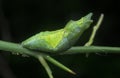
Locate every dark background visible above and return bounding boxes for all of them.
[0,0,120,78]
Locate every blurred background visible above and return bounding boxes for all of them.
[0,0,120,78]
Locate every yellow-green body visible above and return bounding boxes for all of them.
[21,13,93,53]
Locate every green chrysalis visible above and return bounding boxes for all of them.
[21,13,93,53]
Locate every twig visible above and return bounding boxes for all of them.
[0,40,120,56]
[0,40,75,77]
[85,14,104,46]
[61,46,120,55]
[38,55,53,78]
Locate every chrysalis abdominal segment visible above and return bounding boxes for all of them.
[21,13,93,53]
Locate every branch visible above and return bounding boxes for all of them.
[62,46,120,55]
[0,40,120,78]
[0,40,76,75]
[0,40,120,55]
[0,40,42,57]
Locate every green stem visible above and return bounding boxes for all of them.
[0,40,120,77]
[0,40,42,57]
[0,40,120,55]
[44,55,76,75]
[37,55,53,78]
[61,46,120,55]
[0,40,75,75]
[85,14,104,46]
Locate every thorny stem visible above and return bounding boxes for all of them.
[0,40,76,78]
[37,55,53,78]
[0,40,120,55]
